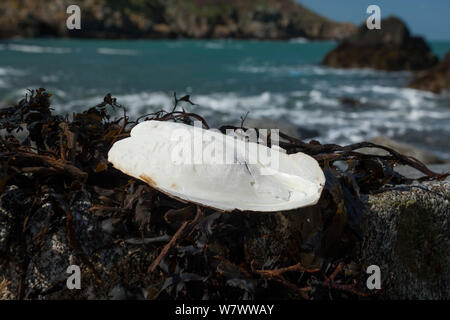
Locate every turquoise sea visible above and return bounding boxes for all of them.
[0,39,449,159]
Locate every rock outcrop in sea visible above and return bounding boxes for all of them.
[0,0,356,40]
[322,17,438,71]
[409,52,450,93]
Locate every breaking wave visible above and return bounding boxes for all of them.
[48,85,450,161]
[0,66,27,89]
[6,44,72,54]
[235,64,389,77]
[97,48,140,56]
[1,39,449,160]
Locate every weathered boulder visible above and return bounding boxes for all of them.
[322,17,438,71]
[357,135,446,165]
[0,185,162,300]
[362,181,449,299]
[0,183,332,300]
[409,52,450,93]
[395,164,450,180]
[1,179,448,300]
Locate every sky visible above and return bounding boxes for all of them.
[297,0,450,40]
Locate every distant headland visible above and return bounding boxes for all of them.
[0,0,356,40]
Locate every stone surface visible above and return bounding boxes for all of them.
[322,17,438,71]
[409,52,450,94]
[362,181,449,299]
[357,135,446,165]
[1,178,448,299]
[394,164,450,180]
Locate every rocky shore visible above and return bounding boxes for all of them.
[408,52,450,93]
[363,180,449,299]
[0,0,356,40]
[1,180,448,300]
[321,16,450,94]
[322,17,438,71]
[1,89,448,300]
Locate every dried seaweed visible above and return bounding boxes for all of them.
[0,88,447,300]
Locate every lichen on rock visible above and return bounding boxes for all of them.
[363,181,449,299]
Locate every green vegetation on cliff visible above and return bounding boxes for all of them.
[0,0,356,40]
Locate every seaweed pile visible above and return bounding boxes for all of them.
[0,89,447,300]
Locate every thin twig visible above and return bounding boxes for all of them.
[255,263,320,278]
[148,221,188,273]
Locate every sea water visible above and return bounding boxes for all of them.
[0,38,449,159]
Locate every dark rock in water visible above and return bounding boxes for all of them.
[358,135,446,165]
[322,17,438,71]
[409,52,450,93]
[339,97,387,110]
[339,97,367,108]
[339,97,362,107]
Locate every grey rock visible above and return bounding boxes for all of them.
[395,164,450,180]
[1,176,448,300]
[101,219,114,235]
[409,51,450,93]
[108,284,146,300]
[363,181,449,299]
[357,135,446,165]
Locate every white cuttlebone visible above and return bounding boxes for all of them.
[108,120,326,212]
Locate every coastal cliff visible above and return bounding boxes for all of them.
[0,0,356,40]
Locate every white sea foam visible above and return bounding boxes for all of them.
[0,67,27,88]
[289,37,309,44]
[54,92,173,117]
[97,48,139,56]
[235,64,384,78]
[40,84,450,161]
[308,90,339,107]
[115,92,172,112]
[290,91,308,97]
[41,75,59,83]
[203,42,225,50]
[49,88,68,98]
[53,91,291,119]
[7,44,72,54]
[235,65,274,74]
[0,66,26,76]
[1,87,39,103]
[195,92,287,113]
